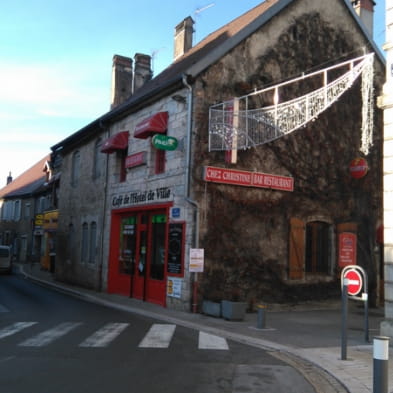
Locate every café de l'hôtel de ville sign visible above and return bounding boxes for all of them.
[203,166,294,192]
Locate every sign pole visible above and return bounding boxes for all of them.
[341,278,348,360]
[365,294,369,342]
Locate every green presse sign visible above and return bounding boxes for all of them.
[152,134,178,151]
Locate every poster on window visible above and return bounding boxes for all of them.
[338,232,357,267]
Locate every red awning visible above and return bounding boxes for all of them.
[134,111,168,139]
[101,131,129,154]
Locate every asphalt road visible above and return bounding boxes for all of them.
[0,271,316,393]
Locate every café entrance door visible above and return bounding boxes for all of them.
[108,209,168,306]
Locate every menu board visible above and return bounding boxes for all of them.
[167,223,184,275]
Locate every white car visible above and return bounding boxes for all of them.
[0,245,12,274]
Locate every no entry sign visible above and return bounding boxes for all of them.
[343,268,363,296]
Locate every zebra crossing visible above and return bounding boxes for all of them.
[0,321,230,350]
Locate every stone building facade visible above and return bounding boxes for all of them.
[51,0,385,311]
[0,155,57,265]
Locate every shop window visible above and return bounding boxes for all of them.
[167,223,185,276]
[81,222,88,262]
[88,221,97,264]
[150,214,167,280]
[119,216,136,274]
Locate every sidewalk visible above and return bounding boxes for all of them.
[18,263,392,393]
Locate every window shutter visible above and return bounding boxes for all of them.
[289,217,305,279]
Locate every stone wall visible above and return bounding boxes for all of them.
[55,131,107,290]
[191,0,385,305]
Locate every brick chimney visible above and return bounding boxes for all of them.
[6,172,12,185]
[133,53,153,93]
[110,55,133,109]
[173,16,194,61]
[351,0,376,37]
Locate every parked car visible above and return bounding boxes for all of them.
[0,245,12,274]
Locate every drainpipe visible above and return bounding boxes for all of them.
[182,73,200,313]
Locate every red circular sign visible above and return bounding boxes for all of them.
[344,269,363,296]
[349,158,368,179]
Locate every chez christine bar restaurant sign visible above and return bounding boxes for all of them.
[203,166,294,192]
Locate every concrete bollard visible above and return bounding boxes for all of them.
[373,336,389,393]
[257,304,267,329]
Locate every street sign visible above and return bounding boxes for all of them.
[343,268,363,296]
[340,265,369,350]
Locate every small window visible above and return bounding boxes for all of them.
[24,202,31,219]
[155,149,166,174]
[89,222,97,264]
[305,221,331,274]
[71,150,80,187]
[13,200,21,221]
[81,222,88,262]
[118,149,128,182]
[289,218,333,279]
[93,139,104,179]
[67,223,75,263]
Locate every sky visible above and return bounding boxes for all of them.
[0,0,386,187]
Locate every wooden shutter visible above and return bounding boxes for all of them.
[289,217,305,279]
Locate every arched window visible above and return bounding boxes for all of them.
[289,218,333,279]
[305,221,331,274]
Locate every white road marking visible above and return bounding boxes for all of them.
[198,331,229,350]
[138,324,176,348]
[0,322,37,339]
[19,322,82,347]
[79,322,129,347]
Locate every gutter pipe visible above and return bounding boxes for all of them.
[182,74,200,313]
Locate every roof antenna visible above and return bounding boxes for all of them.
[151,47,166,75]
[193,3,215,41]
[194,2,215,17]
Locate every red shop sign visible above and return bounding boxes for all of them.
[338,232,357,267]
[203,166,294,192]
[349,157,368,179]
[125,151,146,169]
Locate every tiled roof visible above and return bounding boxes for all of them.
[0,155,50,199]
[117,0,281,107]
[51,0,281,151]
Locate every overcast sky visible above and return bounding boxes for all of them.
[0,0,386,187]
